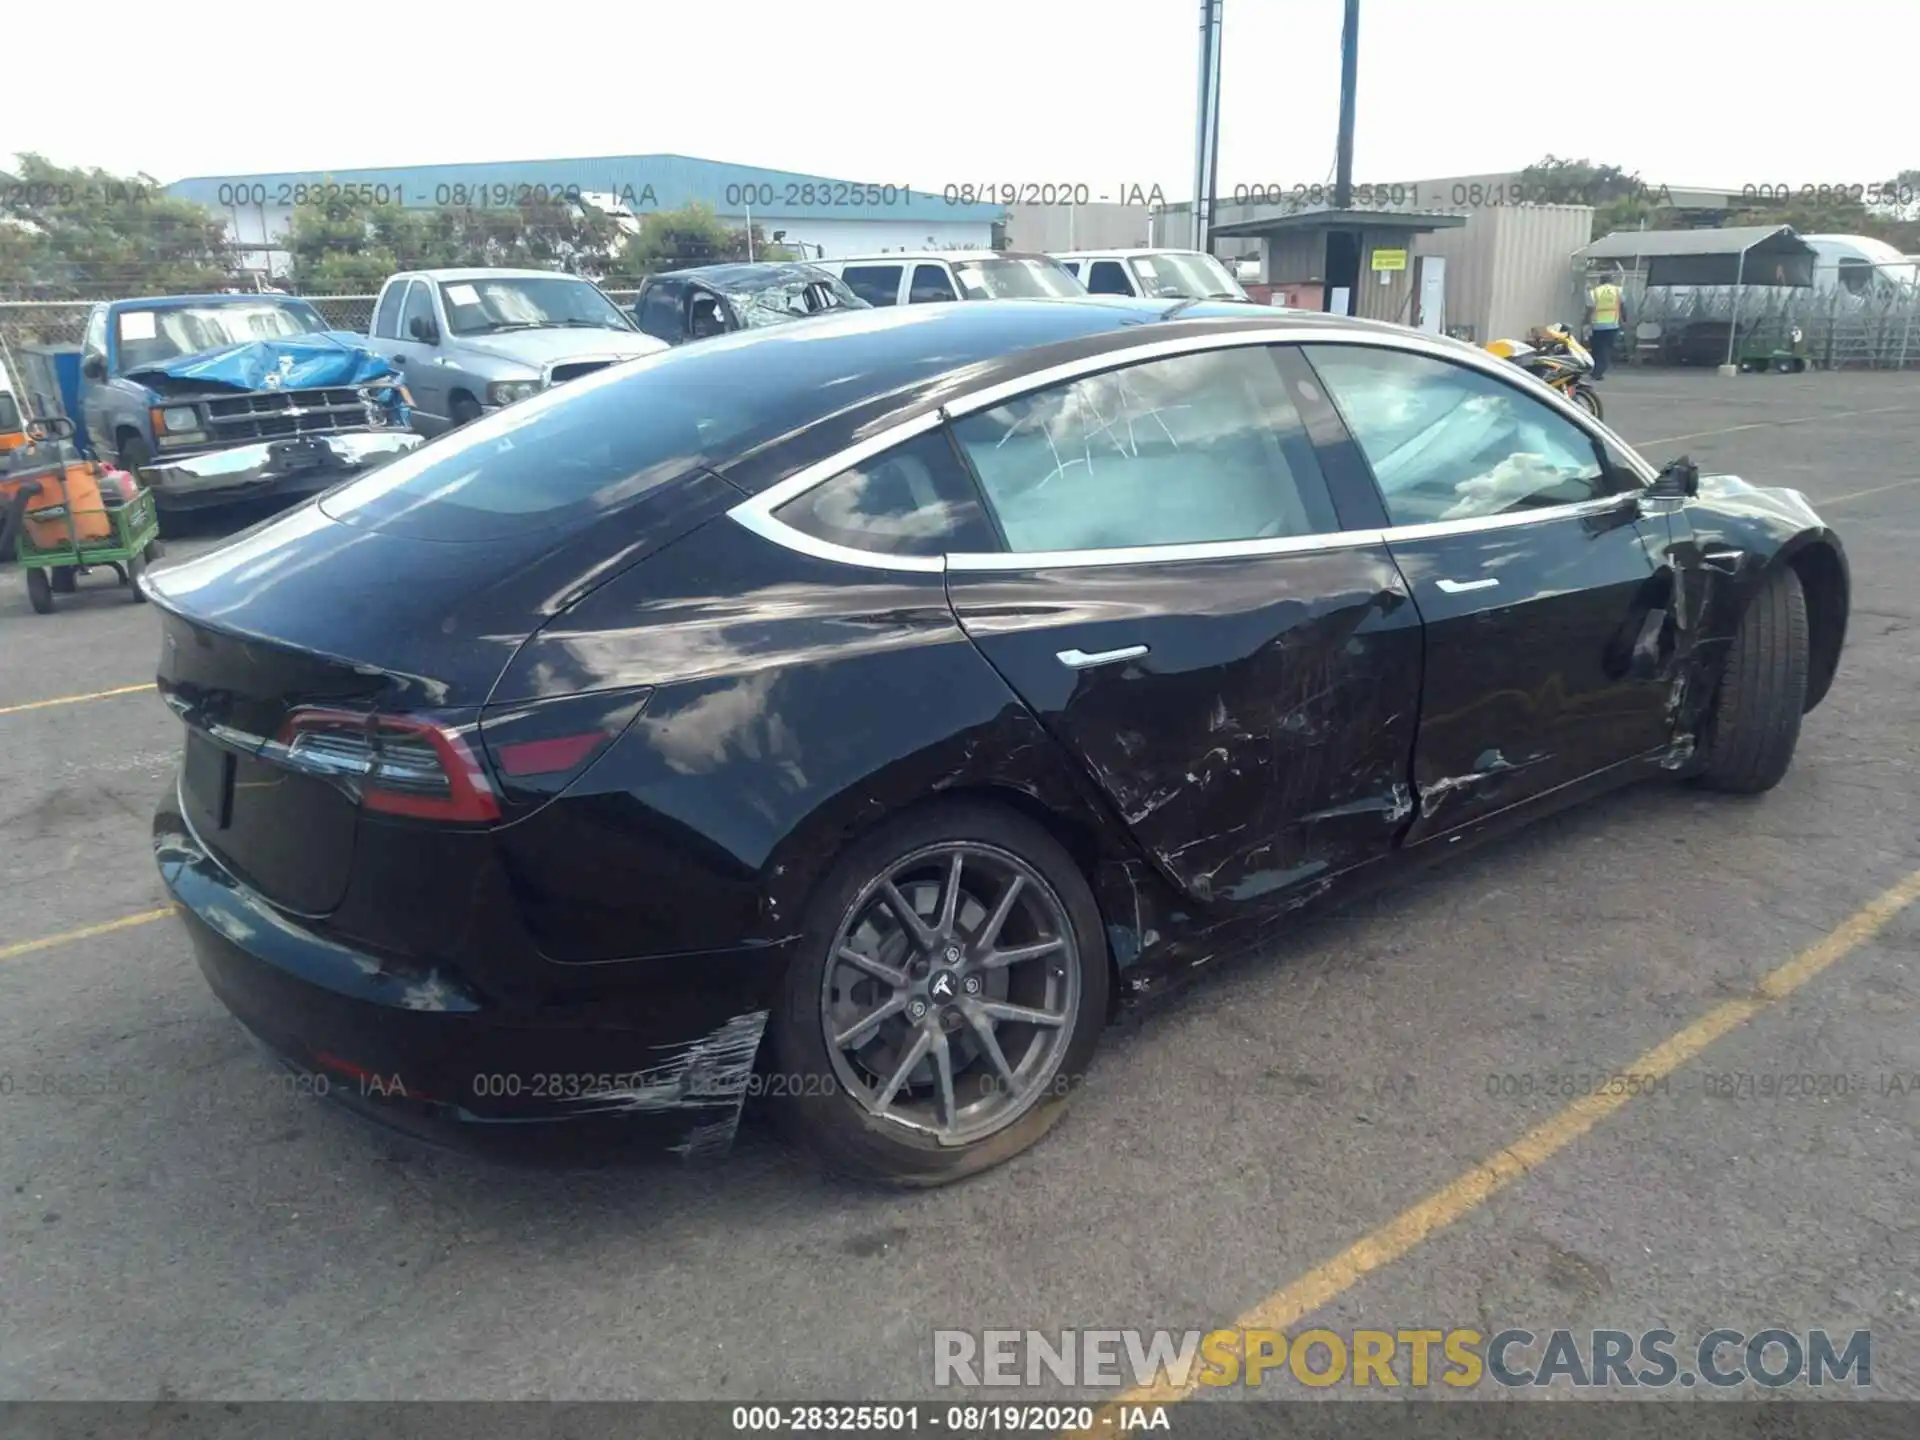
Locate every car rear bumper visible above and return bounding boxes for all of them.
[154,784,780,1161]
[139,431,423,511]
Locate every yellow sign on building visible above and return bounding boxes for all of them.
[1370,247,1408,272]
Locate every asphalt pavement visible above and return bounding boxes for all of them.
[0,369,1915,1408]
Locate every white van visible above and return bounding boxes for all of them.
[812,251,1084,307]
[1050,248,1251,301]
[1799,235,1920,298]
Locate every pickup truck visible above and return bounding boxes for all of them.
[77,293,420,513]
[366,268,667,435]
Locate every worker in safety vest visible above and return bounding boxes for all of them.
[1585,271,1626,379]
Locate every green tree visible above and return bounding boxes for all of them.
[1517,155,1674,241]
[612,203,792,282]
[1726,183,1920,251]
[282,186,419,291]
[0,152,237,298]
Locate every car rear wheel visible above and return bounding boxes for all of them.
[767,802,1108,1186]
[1693,565,1809,794]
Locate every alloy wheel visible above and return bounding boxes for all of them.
[820,841,1080,1147]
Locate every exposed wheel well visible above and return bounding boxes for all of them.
[1787,544,1845,712]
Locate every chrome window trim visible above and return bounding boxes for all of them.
[729,502,946,574]
[725,321,1659,572]
[1377,492,1639,543]
[946,528,1387,572]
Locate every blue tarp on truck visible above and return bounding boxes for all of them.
[124,330,398,392]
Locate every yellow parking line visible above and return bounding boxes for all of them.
[1068,868,1920,1426]
[0,682,153,719]
[0,906,175,964]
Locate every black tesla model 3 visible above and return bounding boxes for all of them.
[148,299,1848,1185]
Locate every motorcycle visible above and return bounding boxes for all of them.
[1483,324,1603,420]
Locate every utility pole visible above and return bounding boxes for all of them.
[1334,0,1359,211]
[1191,0,1223,251]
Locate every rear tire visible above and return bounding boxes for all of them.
[50,566,78,593]
[124,550,148,602]
[766,801,1108,1187]
[26,567,54,614]
[1693,565,1809,794]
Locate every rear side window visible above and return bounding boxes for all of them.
[841,265,902,306]
[1058,260,1081,277]
[371,284,405,340]
[950,345,1340,553]
[774,430,998,558]
[1085,260,1134,295]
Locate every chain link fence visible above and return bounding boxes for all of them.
[1565,265,1920,370]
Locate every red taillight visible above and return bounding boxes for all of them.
[277,708,501,824]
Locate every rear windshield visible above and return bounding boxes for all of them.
[318,304,1105,542]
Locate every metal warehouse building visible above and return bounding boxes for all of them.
[165,154,1006,277]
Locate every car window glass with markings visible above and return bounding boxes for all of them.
[372,284,405,340]
[841,265,902,306]
[774,430,1000,558]
[949,346,1340,553]
[400,282,436,339]
[1303,345,1622,527]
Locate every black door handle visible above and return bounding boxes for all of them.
[390,354,408,364]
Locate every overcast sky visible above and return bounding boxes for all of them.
[7,0,1912,192]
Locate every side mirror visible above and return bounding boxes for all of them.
[1647,455,1700,499]
[408,315,438,344]
[82,355,107,380]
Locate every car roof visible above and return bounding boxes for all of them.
[822,251,1061,265]
[649,261,835,287]
[1051,248,1220,260]
[112,293,317,308]
[394,267,601,283]
[567,297,1412,496]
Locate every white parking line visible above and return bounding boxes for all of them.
[1821,475,1920,507]
[1635,404,1910,448]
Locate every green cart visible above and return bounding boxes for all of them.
[2,421,163,615]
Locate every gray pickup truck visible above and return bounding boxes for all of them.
[367,268,668,435]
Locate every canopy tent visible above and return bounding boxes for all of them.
[1578,226,1817,287]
